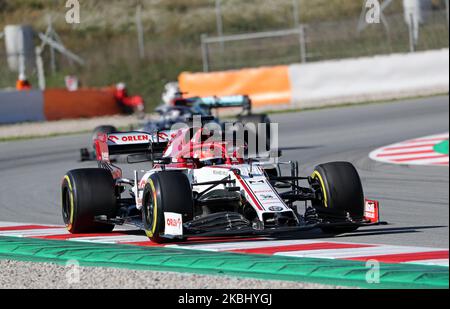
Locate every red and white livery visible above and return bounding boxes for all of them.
[62,126,383,243]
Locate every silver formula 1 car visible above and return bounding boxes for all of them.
[63,125,383,243]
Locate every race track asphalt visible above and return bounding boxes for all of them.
[0,95,448,248]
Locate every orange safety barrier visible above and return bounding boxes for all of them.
[43,88,122,121]
[179,66,292,107]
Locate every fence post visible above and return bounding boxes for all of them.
[201,34,210,72]
[215,0,224,37]
[292,0,300,27]
[35,46,46,90]
[47,16,56,74]
[299,25,307,63]
[136,4,145,59]
[215,0,225,53]
[408,13,417,52]
[446,0,449,31]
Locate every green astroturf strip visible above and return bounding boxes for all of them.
[434,140,449,155]
[0,236,447,289]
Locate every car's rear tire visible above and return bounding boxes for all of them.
[61,169,116,233]
[311,162,365,234]
[237,114,272,153]
[142,171,194,243]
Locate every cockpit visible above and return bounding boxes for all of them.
[163,126,245,167]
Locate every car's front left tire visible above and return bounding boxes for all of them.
[311,161,365,234]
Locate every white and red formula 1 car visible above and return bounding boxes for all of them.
[62,122,383,243]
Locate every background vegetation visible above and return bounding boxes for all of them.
[0,0,447,110]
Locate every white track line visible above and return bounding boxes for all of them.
[405,259,449,267]
[274,245,445,259]
[69,235,149,244]
[0,228,69,237]
[170,239,320,251]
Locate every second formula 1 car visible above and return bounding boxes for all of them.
[63,123,383,243]
[80,95,271,161]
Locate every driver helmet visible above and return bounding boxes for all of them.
[162,82,183,105]
[116,82,126,91]
[195,144,227,166]
[164,109,182,122]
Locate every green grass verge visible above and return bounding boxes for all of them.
[1,1,447,111]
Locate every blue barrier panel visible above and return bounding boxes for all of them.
[0,90,45,124]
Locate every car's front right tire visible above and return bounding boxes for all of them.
[142,171,194,243]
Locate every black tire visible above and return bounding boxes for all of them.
[311,162,365,234]
[264,167,279,179]
[142,171,194,243]
[61,169,116,233]
[237,114,272,154]
[91,125,118,149]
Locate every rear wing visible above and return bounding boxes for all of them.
[175,95,252,112]
[95,131,169,162]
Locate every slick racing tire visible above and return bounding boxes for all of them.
[62,169,116,233]
[142,171,194,243]
[311,162,365,234]
[237,114,272,154]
